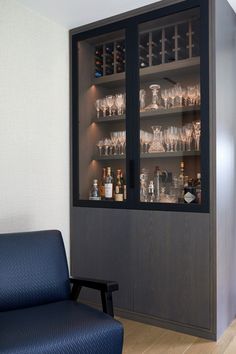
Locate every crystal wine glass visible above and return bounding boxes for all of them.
[95,99,101,118]
[115,94,124,116]
[162,89,169,109]
[100,98,107,117]
[110,132,118,155]
[106,95,115,116]
[193,120,201,151]
[187,86,197,106]
[96,140,104,156]
[139,89,146,112]
[184,123,193,151]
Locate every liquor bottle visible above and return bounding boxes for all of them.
[195,173,201,204]
[154,166,161,202]
[184,179,197,204]
[120,172,126,200]
[105,167,113,200]
[178,161,185,203]
[99,168,106,200]
[114,169,123,202]
[148,180,155,203]
[89,179,101,201]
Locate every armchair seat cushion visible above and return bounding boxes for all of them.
[0,300,123,354]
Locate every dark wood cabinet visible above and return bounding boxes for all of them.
[70,0,236,340]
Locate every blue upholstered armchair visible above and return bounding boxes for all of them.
[0,230,123,353]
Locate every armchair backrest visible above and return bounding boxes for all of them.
[0,230,71,311]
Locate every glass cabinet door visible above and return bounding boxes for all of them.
[138,8,202,206]
[77,29,127,203]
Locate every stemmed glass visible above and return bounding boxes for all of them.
[187,86,196,106]
[193,120,201,151]
[142,132,153,153]
[115,94,125,115]
[104,138,111,155]
[162,89,169,109]
[170,87,177,108]
[100,98,107,117]
[139,89,146,111]
[106,95,114,116]
[95,99,101,118]
[96,140,103,156]
[118,131,126,155]
[110,132,118,155]
[184,123,193,151]
[175,84,183,107]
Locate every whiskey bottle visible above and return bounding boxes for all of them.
[114,169,123,202]
[105,167,113,200]
[195,173,201,204]
[99,168,106,200]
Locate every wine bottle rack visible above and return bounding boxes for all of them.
[94,17,200,79]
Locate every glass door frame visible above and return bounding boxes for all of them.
[71,0,209,213]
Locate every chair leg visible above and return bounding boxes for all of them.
[71,284,82,300]
[101,291,114,317]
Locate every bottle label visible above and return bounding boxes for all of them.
[105,183,113,198]
[184,192,196,204]
[115,194,123,202]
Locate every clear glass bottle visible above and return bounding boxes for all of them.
[148,180,155,203]
[89,179,101,201]
[99,168,106,200]
[154,166,161,202]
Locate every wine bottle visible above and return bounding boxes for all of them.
[105,167,113,200]
[99,168,106,200]
[114,169,123,202]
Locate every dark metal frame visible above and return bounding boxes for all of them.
[70,0,209,213]
[70,277,119,317]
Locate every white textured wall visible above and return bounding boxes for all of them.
[0,0,70,262]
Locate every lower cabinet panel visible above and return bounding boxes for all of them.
[71,207,211,331]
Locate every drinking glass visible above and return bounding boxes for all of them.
[175,83,183,107]
[117,131,126,155]
[96,140,104,156]
[187,86,197,106]
[170,87,177,108]
[95,99,101,118]
[139,89,146,111]
[104,138,111,155]
[110,132,118,155]
[115,94,124,115]
[143,132,153,153]
[100,98,107,117]
[193,120,201,151]
[184,123,193,151]
[162,89,169,109]
[106,95,115,116]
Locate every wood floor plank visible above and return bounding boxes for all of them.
[122,321,166,354]
[143,330,196,354]
[119,318,236,354]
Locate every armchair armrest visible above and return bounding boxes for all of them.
[69,277,119,317]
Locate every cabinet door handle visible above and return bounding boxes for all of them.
[129,160,135,189]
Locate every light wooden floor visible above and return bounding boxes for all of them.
[118,317,236,354]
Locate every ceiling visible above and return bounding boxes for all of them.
[17,0,236,30]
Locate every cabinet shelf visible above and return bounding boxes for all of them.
[93,151,200,161]
[93,106,200,124]
[92,57,200,87]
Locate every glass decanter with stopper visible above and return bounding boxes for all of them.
[149,126,165,153]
